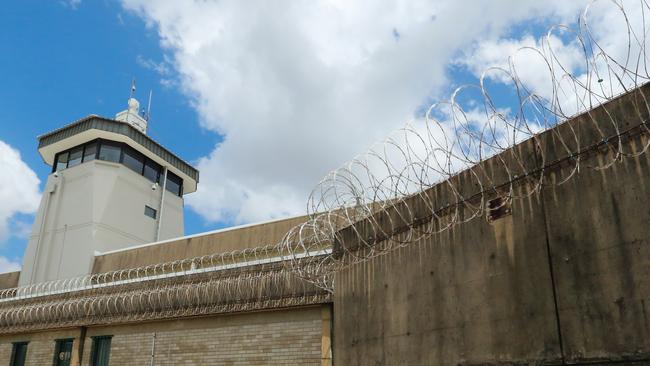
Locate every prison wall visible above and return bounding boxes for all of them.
[333,84,650,365]
[91,214,308,272]
[0,271,19,290]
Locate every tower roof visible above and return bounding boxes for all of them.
[37,115,199,193]
[114,97,148,133]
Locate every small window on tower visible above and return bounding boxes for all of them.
[122,147,145,175]
[54,151,69,171]
[143,159,161,183]
[67,146,83,168]
[144,205,157,219]
[98,143,121,163]
[165,172,183,196]
[83,141,97,162]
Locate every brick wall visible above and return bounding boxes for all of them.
[0,329,81,366]
[0,305,328,366]
[84,306,325,365]
[0,342,10,364]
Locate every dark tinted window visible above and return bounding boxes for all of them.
[83,142,97,162]
[98,143,121,163]
[144,159,161,183]
[51,140,185,196]
[10,342,28,366]
[53,339,73,366]
[166,172,183,196]
[67,146,83,168]
[55,152,69,171]
[122,148,144,175]
[90,336,112,366]
[144,205,157,219]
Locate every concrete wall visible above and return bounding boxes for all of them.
[543,136,650,363]
[334,181,560,365]
[0,271,19,290]
[19,160,184,285]
[0,305,330,366]
[91,215,308,273]
[333,85,650,365]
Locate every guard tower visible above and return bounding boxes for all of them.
[18,97,199,286]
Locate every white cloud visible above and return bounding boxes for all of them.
[61,0,81,10]
[136,55,172,76]
[0,256,20,274]
[458,0,646,120]
[121,0,590,224]
[458,34,586,117]
[0,141,40,242]
[136,55,178,89]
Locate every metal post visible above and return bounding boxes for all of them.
[155,168,168,241]
[150,332,157,366]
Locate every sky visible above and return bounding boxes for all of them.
[1,0,637,273]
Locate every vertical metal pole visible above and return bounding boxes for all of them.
[146,90,153,121]
[150,332,157,366]
[155,168,168,241]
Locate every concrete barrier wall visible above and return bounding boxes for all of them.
[92,215,307,272]
[0,272,19,290]
[333,85,650,365]
[543,134,650,363]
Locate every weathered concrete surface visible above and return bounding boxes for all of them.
[537,85,650,363]
[334,181,561,365]
[0,271,19,290]
[333,84,650,365]
[92,214,307,272]
[543,133,650,363]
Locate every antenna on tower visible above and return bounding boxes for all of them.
[130,78,136,99]
[115,78,149,134]
[146,90,153,121]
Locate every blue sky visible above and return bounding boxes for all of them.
[0,0,607,271]
[0,1,220,264]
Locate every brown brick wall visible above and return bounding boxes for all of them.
[0,328,81,366]
[0,342,11,364]
[1,305,326,366]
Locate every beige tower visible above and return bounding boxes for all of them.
[18,98,199,285]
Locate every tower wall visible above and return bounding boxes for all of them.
[19,160,183,285]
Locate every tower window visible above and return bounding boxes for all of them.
[98,142,121,163]
[51,139,184,197]
[67,146,83,168]
[90,336,112,366]
[144,159,162,183]
[165,172,183,196]
[10,342,28,366]
[122,147,145,175]
[83,141,97,162]
[144,205,157,219]
[54,152,69,171]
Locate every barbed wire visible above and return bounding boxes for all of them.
[0,244,283,301]
[280,0,650,288]
[0,247,330,332]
